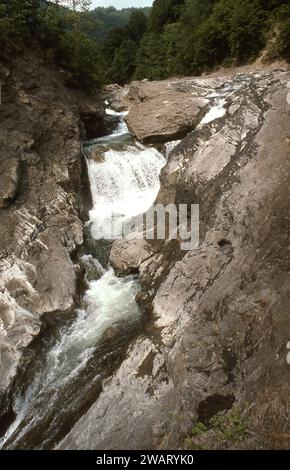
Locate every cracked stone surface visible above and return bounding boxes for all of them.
[124,77,229,144]
[0,47,103,408]
[60,69,290,450]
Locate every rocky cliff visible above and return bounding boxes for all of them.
[0,45,104,428]
[60,67,290,450]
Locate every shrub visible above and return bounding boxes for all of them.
[184,404,250,450]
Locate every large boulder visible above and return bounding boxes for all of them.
[125,77,227,144]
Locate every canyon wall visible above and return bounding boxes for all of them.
[61,68,290,450]
[0,45,103,424]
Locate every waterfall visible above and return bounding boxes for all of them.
[87,143,165,240]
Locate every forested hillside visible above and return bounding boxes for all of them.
[0,0,104,87]
[106,0,290,83]
[0,0,289,86]
[89,6,150,40]
[0,0,147,86]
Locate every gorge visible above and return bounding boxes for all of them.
[0,42,290,450]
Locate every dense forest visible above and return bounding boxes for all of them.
[0,0,289,87]
[89,6,150,40]
[106,0,290,83]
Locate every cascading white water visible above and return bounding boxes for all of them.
[0,109,165,450]
[199,78,252,126]
[87,143,165,240]
[86,109,129,145]
[200,97,227,124]
[0,270,140,447]
[106,109,129,137]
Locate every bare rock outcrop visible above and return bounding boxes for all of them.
[60,69,290,450]
[103,83,130,112]
[0,158,20,208]
[0,46,103,415]
[125,77,228,144]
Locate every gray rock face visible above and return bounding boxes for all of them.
[0,47,103,409]
[110,236,160,276]
[60,69,290,450]
[59,337,177,450]
[103,83,130,112]
[125,77,227,144]
[0,158,20,208]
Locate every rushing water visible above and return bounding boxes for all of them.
[0,110,165,450]
[87,142,164,240]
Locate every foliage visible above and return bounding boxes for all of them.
[101,10,148,84]
[134,32,168,80]
[0,0,289,87]
[104,37,137,84]
[275,4,290,61]
[57,27,103,87]
[89,6,150,40]
[40,1,104,87]
[0,0,40,39]
[148,0,185,32]
[0,0,103,88]
[184,405,249,450]
[133,0,290,82]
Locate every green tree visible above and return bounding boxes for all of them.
[275,4,290,60]
[128,10,148,42]
[102,27,126,62]
[177,0,219,73]
[134,32,168,80]
[0,0,40,40]
[40,0,103,86]
[106,38,137,84]
[58,28,103,86]
[149,0,185,32]
[224,0,265,61]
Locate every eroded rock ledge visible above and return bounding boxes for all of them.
[60,69,290,450]
[0,46,104,418]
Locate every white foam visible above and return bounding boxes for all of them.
[200,98,226,124]
[0,269,140,448]
[88,144,165,240]
[164,140,181,157]
[105,109,129,137]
